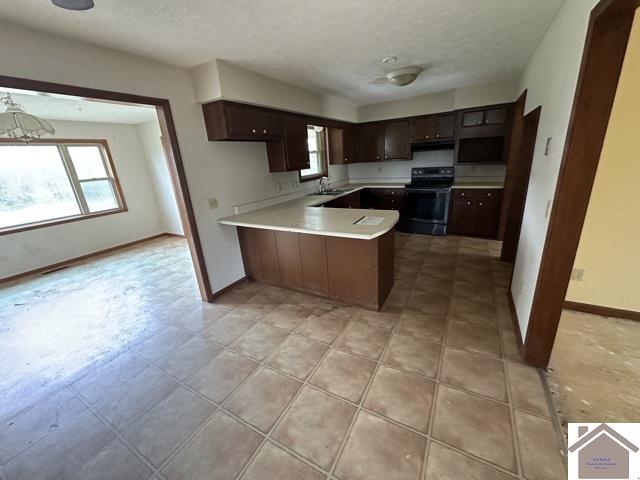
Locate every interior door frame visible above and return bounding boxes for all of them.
[0,74,214,302]
[501,105,541,263]
[521,0,639,367]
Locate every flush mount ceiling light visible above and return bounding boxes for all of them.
[51,0,94,10]
[385,66,424,86]
[0,93,56,143]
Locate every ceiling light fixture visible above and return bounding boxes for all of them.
[51,0,94,10]
[0,93,56,143]
[385,66,424,86]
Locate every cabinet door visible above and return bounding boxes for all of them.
[410,117,434,142]
[357,124,384,162]
[435,114,455,139]
[343,125,357,164]
[328,125,357,165]
[474,198,501,237]
[254,229,281,284]
[282,115,310,171]
[384,120,411,160]
[299,234,329,294]
[461,110,485,127]
[448,199,476,235]
[224,102,259,137]
[484,108,508,125]
[275,231,302,289]
[254,110,282,138]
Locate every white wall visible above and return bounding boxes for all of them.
[0,20,353,292]
[137,120,183,235]
[348,150,454,183]
[510,0,599,338]
[192,59,358,122]
[357,79,519,122]
[0,120,164,278]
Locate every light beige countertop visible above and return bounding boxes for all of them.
[217,185,402,240]
[452,181,504,189]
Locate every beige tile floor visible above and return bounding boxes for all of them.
[547,309,640,434]
[0,234,566,480]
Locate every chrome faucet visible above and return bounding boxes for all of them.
[318,176,330,194]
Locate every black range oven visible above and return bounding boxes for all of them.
[400,167,454,235]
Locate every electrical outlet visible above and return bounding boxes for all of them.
[571,268,584,281]
[290,180,296,189]
[276,182,282,192]
[545,137,552,156]
[378,167,382,173]
[207,197,218,209]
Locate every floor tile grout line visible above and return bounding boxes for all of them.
[326,301,403,479]
[229,318,344,480]
[67,383,168,480]
[2,236,554,480]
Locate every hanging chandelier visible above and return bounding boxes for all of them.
[0,93,55,143]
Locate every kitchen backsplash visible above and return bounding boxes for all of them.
[347,149,506,184]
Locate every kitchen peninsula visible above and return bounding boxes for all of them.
[218,187,399,310]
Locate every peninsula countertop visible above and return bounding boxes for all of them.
[217,184,402,240]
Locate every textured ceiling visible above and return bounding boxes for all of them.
[3,89,157,124]
[0,0,565,103]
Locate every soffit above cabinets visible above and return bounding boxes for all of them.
[0,0,565,103]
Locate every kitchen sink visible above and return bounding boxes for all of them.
[308,188,354,196]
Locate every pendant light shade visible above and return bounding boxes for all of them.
[0,94,56,143]
[51,0,94,10]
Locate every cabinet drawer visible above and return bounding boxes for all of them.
[476,189,502,199]
[453,189,476,199]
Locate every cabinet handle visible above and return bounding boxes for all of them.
[376,156,380,160]
[479,202,484,206]
[467,201,472,206]
[477,121,482,125]
[435,134,440,138]
[460,192,465,196]
[251,128,257,134]
[262,129,267,134]
[344,158,348,162]
[487,193,492,197]
[425,135,430,139]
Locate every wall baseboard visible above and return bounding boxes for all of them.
[211,276,248,299]
[563,301,640,322]
[508,290,525,354]
[1,233,182,285]
[164,232,186,238]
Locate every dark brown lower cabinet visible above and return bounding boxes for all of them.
[448,189,503,238]
[236,227,394,310]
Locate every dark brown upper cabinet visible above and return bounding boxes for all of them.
[457,105,511,138]
[357,123,385,162]
[410,113,455,143]
[202,100,282,141]
[266,115,310,172]
[384,120,411,160]
[328,124,357,165]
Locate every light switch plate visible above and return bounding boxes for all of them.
[208,197,218,209]
[544,137,552,156]
[571,268,584,281]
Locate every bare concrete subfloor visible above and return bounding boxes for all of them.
[547,309,640,437]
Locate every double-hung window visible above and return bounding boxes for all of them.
[300,125,328,182]
[0,140,126,233]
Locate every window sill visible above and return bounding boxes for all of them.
[300,174,324,183]
[0,208,128,236]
